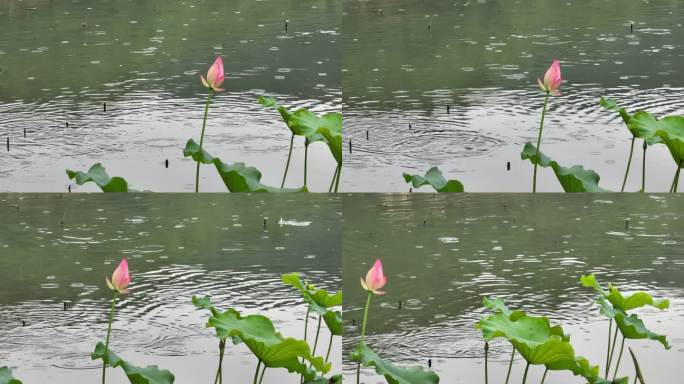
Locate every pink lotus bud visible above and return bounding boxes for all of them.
[201,57,225,92]
[537,59,562,94]
[360,259,387,295]
[106,258,131,294]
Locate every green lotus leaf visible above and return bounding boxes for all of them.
[281,273,343,335]
[613,310,670,349]
[182,142,307,192]
[626,111,664,145]
[654,116,684,165]
[316,118,343,165]
[66,163,128,192]
[599,97,632,125]
[546,356,600,382]
[258,96,278,108]
[206,308,330,380]
[350,343,440,384]
[303,374,342,384]
[91,342,175,384]
[403,167,464,192]
[580,275,669,312]
[0,367,22,384]
[259,96,333,143]
[482,297,512,315]
[521,143,608,192]
[183,139,215,164]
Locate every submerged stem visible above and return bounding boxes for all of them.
[356,292,373,384]
[505,348,515,384]
[532,91,550,193]
[612,336,625,381]
[195,91,214,193]
[101,291,118,384]
[621,137,635,192]
[281,133,295,188]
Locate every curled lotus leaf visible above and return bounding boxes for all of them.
[350,344,440,384]
[521,143,608,192]
[66,163,128,192]
[91,342,175,384]
[206,308,330,380]
[403,167,464,192]
[580,275,669,312]
[282,273,343,335]
[0,367,22,384]
[654,117,684,166]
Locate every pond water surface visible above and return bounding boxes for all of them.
[343,194,684,383]
[0,0,341,192]
[0,194,341,383]
[343,0,684,192]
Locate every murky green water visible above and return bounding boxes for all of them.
[343,0,684,192]
[342,194,684,383]
[0,0,341,192]
[0,194,341,383]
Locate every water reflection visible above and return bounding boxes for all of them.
[342,194,684,383]
[0,194,342,383]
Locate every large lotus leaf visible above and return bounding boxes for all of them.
[281,273,343,335]
[304,374,342,384]
[599,97,632,125]
[613,310,670,349]
[183,139,215,164]
[206,308,330,379]
[626,111,664,145]
[654,116,684,165]
[521,143,608,192]
[91,342,175,384]
[323,310,343,336]
[580,275,669,312]
[0,367,22,384]
[259,96,331,144]
[66,163,128,192]
[403,167,464,192]
[482,297,512,315]
[315,116,343,165]
[350,344,440,384]
[546,356,601,382]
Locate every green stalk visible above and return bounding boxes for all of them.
[214,339,225,384]
[303,139,309,188]
[356,291,373,384]
[672,161,682,193]
[521,362,530,384]
[629,348,646,384]
[253,361,262,384]
[101,291,118,384]
[532,91,550,193]
[540,368,548,384]
[312,316,322,357]
[621,137,635,192]
[334,164,342,193]
[325,332,334,363]
[605,320,613,378]
[641,141,647,192]
[258,367,267,384]
[301,306,311,384]
[505,348,515,384]
[328,166,339,192]
[195,91,214,193]
[606,325,619,378]
[484,342,489,384]
[612,336,625,381]
[281,133,295,188]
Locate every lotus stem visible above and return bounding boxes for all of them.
[303,139,309,188]
[328,166,339,192]
[195,90,214,193]
[606,325,619,378]
[540,368,548,384]
[505,348,515,384]
[612,336,625,381]
[532,91,550,193]
[301,306,311,384]
[253,360,262,384]
[629,348,645,384]
[281,133,295,188]
[672,161,682,193]
[357,291,374,384]
[641,141,647,192]
[484,342,489,384]
[311,315,322,359]
[101,291,118,384]
[521,362,530,384]
[325,332,334,363]
[621,137,635,192]
[605,319,613,378]
[214,339,225,384]
[258,367,267,384]
[334,164,342,193]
